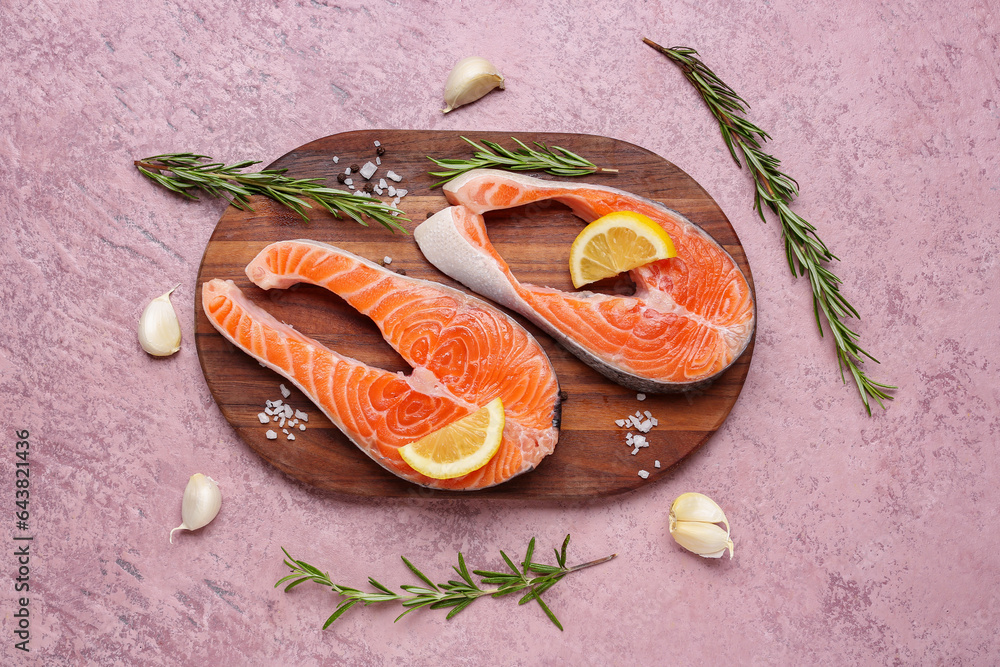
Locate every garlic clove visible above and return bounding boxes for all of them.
[139,286,182,356]
[669,520,735,559]
[169,473,222,543]
[442,56,505,113]
[670,492,730,533]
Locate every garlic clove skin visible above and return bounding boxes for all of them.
[670,492,730,533]
[169,474,222,544]
[139,287,182,357]
[442,56,505,113]
[669,520,734,559]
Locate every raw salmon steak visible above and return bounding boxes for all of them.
[201,240,561,490]
[414,169,755,392]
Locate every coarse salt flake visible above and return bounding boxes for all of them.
[360,162,378,179]
[387,185,396,197]
[282,428,288,434]
[257,413,270,424]
[654,460,661,468]
[265,430,278,440]
[344,178,353,186]
[637,393,646,401]
[376,156,381,165]
[396,189,407,197]
[374,140,381,147]
[383,256,392,265]
[284,405,293,418]
[651,417,658,426]
[280,384,291,398]
[344,167,351,175]
[294,410,308,421]
[374,186,383,195]
[386,170,401,182]
[299,424,306,431]
[287,433,295,441]
[638,470,650,479]
[333,156,339,163]
[615,419,626,427]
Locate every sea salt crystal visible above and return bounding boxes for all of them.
[396,189,407,197]
[651,417,658,426]
[279,416,286,428]
[631,447,640,455]
[360,162,378,179]
[333,156,339,163]
[628,415,642,429]
[273,399,283,407]
[271,415,279,423]
[379,178,387,189]
[637,393,646,401]
[295,410,308,421]
[654,460,661,468]
[375,156,381,165]
[615,419,626,427]
[344,178,353,186]
[287,433,295,441]
[392,196,400,206]
[644,410,652,418]
[625,433,634,444]
[633,435,647,447]
[284,405,293,418]
[280,384,291,398]
[344,167,351,175]
[265,430,278,440]
[637,419,652,433]
[282,428,289,435]
[383,256,392,265]
[257,413,270,424]
[387,185,396,197]
[638,470,650,479]
[347,184,354,190]
[374,186,383,195]
[386,170,401,182]
[264,407,275,416]
[289,419,298,427]
[299,424,306,431]
[266,400,274,408]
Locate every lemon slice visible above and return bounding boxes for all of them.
[399,397,505,479]
[568,211,677,288]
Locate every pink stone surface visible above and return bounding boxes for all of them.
[1,0,998,663]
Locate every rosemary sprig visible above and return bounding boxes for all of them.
[427,136,618,187]
[644,39,895,414]
[134,153,408,232]
[276,535,616,630]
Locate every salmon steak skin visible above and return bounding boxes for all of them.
[414,169,755,392]
[201,239,561,491]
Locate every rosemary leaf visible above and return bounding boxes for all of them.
[427,136,618,187]
[134,152,408,232]
[644,39,895,414]
[277,535,615,631]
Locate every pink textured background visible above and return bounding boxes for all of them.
[2,0,998,664]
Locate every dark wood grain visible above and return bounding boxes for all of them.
[194,130,756,498]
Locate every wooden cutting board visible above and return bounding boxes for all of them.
[195,129,755,498]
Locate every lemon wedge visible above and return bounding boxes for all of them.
[399,397,505,479]
[568,211,677,288]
